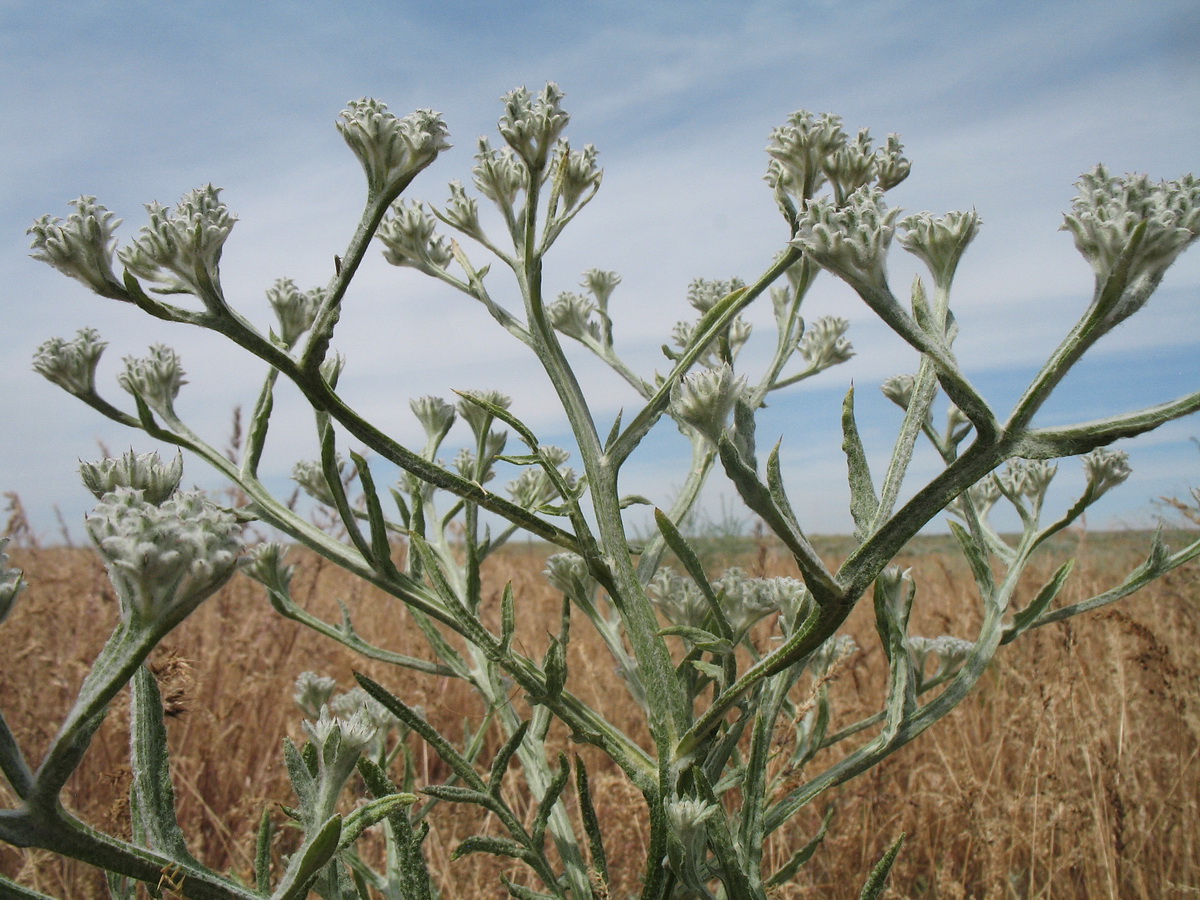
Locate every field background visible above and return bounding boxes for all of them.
[1,530,1198,899]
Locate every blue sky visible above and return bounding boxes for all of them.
[2,0,1198,540]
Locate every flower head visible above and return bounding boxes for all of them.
[549,292,600,342]
[266,278,324,347]
[29,196,127,298]
[378,200,454,272]
[118,185,236,297]
[498,83,569,171]
[410,396,457,448]
[1082,447,1132,500]
[86,488,242,629]
[33,328,108,397]
[898,209,982,288]
[766,110,847,203]
[473,138,527,209]
[790,186,899,294]
[799,316,854,372]
[550,141,602,211]
[1063,166,1200,329]
[457,390,512,438]
[118,345,186,418]
[80,450,183,504]
[337,100,449,199]
[669,363,748,445]
[293,671,338,720]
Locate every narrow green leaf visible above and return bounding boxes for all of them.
[501,876,559,900]
[656,625,734,654]
[0,709,34,800]
[948,520,995,596]
[841,385,879,540]
[453,834,531,862]
[858,833,905,900]
[340,794,418,847]
[1003,559,1075,644]
[355,672,488,791]
[272,815,342,900]
[500,582,516,654]
[531,752,571,848]
[0,873,62,900]
[420,783,499,809]
[349,450,400,580]
[653,507,734,642]
[766,806,835,887]
[574,756,610,887]
[489,720,530,799]
[129,665,193,863]
[255,806,274,894]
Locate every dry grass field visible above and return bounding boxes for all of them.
[1,530,1198,899]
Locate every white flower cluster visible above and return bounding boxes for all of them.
[1063,167,1200,319]
[117,344,187,418]
[337,99,450,198]
[28,196,126,298]
[119,185,236,296]
[649,567,807,638]
[266,278,324,347]
[80,450,183,505]
[898,209,982,289]
[497,83,569,171]
[86,487,242,629]
[799,316,854,372]
[377,200,454,272]
[32,327,107,397]
[790,186,899,293]
[669,362,748,445]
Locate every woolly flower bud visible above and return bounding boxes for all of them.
[118,345,186,418]
[330,686,400,761]
[581,268,621,306]
[908,634,973,686]
[337,100,449,198]
[825,128,877,199]
[32,327,107,397]
[292,457,343,507]
[552,141,602,210]
[799,316,854,371]
[898,209,982,288]
[1082,447,1132,500]
[28,196,126,298]
[0,539,25,626]
[543,552,595,597]
[294,671,338,719]
[410,396,457,446]
[245,541,294,594]
[266,278,323,347]
[80,450,183,505]
[473,138,526,208]
[669,363,747,444]
[378,200,453,271]
[874,134,912,191]
[1063,167,1199,330]
[648,568,707,629]
[805,634,858,674]
[498,83,569,171]
[765,110,847,201]
[713,568,792,636]
[687,277,745,314]
[996,458,1057,501]
[507,448,577,509]
[665,795,718,841]
[442,181,482,237]
[303,704,380,812]
[548,292,600,342]
[457,390,512,438]
[118,185,236,296]
[880,373,916,411]
[86,488,242,629]
[790,186,899,293]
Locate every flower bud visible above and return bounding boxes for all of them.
[292,457,343,507]
[799,316,854,372]
[441,181,482,238]
[899,210,981,289]
[581,268,621,306]
[790,186,899,294]
[543,552,595,597]
[378,200,453,272]
[32,327,107,397]
[996,458,1057,502]
[552,141,602,211]
[648,568,707,629]
[303,704,380,819]
[294,671,338,720]
[669,363,747,444]
[337,100,450,199]
[245,541,294,594]
[686,277,745,314]
[410,396,457,447]
[548,292,600,342]
[473,138,526,208]
[80,450,183,504]
[86,488,242,629]
[824,128,877,200]
[28,197,127,298]
[457,390,511,438]
[497,83,569,172]
[1062,166,1200,330]
[118,185,236,296]
[880,373,916,411]
[1082,447,1132,500]
[118,345,186,418]
[266,278,323,347]
[0,539,25,626]
[874,133,911,191]
[765,110,846,202]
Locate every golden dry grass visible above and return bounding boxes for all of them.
[1,533,1198,899]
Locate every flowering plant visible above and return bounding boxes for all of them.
[3,83,1198,899]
